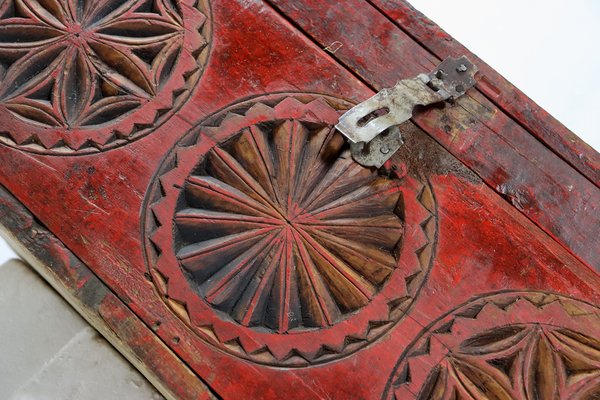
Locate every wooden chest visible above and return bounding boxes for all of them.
[0,1,598,398]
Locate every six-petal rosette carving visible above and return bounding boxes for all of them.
[0,0,209,153]
[384,292,600,400]
[1,0,183,126]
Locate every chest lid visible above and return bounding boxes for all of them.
[0,1,598,399]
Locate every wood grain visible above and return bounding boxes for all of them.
[0,0,597,398]
[0,183,217,400]
[369,0,600,185]
[266,0,600,270]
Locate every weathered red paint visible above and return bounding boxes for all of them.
[370,0,600,185]
[0,1,598,399]
[267,0,600,270]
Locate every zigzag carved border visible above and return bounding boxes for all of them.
[0,0,212,155]
[142,93,439,367]
[383,291,600,399]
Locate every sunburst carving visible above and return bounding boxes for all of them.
[384,292,600,400]
[174,119,403,333]
[144,94,437,366]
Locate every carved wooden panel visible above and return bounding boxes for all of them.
[0,1,597,399]
[0,0,210,153]
[144,94,437,367]
[384,292,600,400]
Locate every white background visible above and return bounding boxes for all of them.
[408,0,600,151]
[0,0,598,264]
[0,237,14,264]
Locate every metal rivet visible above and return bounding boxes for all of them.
[457,64,467,72]
[380,146,390,154]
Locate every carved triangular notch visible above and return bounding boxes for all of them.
[455,303,485,319]
[388,297,411,319]
[404,271,423,294]
[283,349,310,366]
[367,320,393,339]
[314,345,340,360]
[409,337,431,358]
[417,184,435,213]
[344,335,366,348]
[25,79,55,103]
[197,324,219,342]
[393,363,412,386]
[223,337,245,354]
[433,320,455,335]
[487,354,517,381]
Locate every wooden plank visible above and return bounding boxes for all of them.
[0,0,598,398]
[0,184,218,400]
[369,0,600,185]
[0,260,163,399]
[265,0,600,270]
[0,1,374,397]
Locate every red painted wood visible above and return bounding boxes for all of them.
[267,0,600,270]
[0,1,598,399]
[0,184,216,400]
[370,0,600,186]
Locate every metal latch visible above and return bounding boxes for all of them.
[336,56,478,167]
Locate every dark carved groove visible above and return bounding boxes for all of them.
[173,119,404,333]
[143,94,438,367]
[0,0,210,154]
[384,292,600,400]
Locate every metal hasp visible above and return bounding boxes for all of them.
[336,56,478,167]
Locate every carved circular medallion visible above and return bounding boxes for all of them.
[0,0,211,154]
[383,292,600,400]
[143,94,438,366]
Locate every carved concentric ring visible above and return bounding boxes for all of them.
[383,292,600,400]
[143,94,438,367]
[0,0,211,154]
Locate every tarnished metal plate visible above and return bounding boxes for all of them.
[336,56,478,167]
